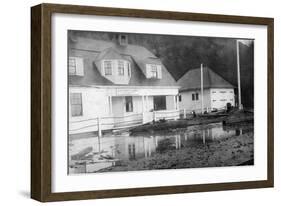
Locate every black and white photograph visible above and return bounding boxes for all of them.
[68,30,254,174]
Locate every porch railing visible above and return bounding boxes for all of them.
[69,109,180,135]
[69,106,228,135]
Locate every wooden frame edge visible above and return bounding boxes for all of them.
[31,4,43,201]
[31,3,274,202]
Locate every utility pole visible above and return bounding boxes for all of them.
[236,40,242,110]
[200,63,204,114]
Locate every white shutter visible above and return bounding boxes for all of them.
[127,62,131,77]
[75,57,84,76]
[157,65,162,79]
[101,60,105,75]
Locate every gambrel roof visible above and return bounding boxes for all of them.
[68,37,177,87]
[177,66,234,91]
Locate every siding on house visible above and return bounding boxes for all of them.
[179,88,235,112]
[179,89,211,112]
[210,88,235,109]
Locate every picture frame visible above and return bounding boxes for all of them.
[31,3,274,202]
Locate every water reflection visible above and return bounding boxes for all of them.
[69,122,253,174]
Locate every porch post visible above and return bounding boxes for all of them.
[174,95,177,110]
[145,96,149,111]
[142,95,145,124]
[109,96,113,114]
[142,95,145,112]
[176,95,179,110]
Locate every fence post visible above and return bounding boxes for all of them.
[97,117,102,137]
[153,111,156,122]
[97,117,102,153]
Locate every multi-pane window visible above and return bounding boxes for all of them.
[70,93,83,117]
[118,60,125,75]
[128,144,136,160]
[125,96,133,112]
[192,93,199,101]
[150,65,158,78]
[103,60,130,77]
[68,57,84,76]
[69,57,76,75]
[146,64,162,79]
[104,60,112,75]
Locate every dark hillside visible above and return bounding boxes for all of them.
[69,31,254,108]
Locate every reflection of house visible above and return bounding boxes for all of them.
[177,67,235,113]
[69,34,180,135]
[114,136,157,161]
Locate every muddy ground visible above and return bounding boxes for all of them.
[97,132,254,172]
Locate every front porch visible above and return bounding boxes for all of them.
[69,86,180,135]
[69,94,180,135]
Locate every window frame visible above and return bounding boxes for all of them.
[150,64,158,78]
[118,60,125,76]
[68,57,77,75]
[104,60,113,75]
[70,93,83,117]
[192,93,199,101]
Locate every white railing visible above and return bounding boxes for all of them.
[69,106,229,135]
[154,109,180,121]
[69,109,180,135]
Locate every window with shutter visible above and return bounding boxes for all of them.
[146,64,162,79]
[68,57,84,76]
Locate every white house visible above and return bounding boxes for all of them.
[177,66,235,113]
[69,34,180,135]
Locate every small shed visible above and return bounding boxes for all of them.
[177,66,235,113]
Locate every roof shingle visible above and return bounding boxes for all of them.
[177,66,234,91]
[69,37,177,87]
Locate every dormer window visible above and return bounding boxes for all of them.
[146,64,162,79]
[102,59,131,77]
[104,60,113,75]
[68,57,84,76]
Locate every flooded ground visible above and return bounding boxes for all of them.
[69,122,254,174]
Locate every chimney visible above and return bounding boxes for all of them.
[114,34,128,46]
